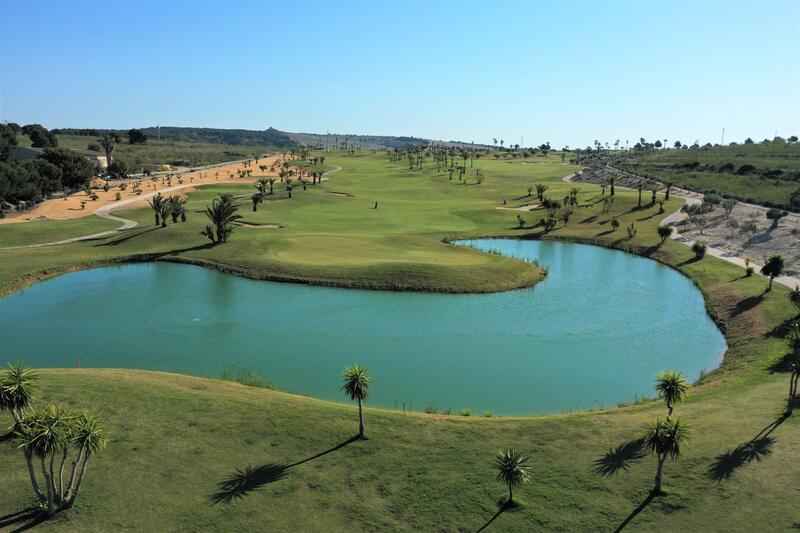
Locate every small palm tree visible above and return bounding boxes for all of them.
[654,370,689,416]
[268,177,277,194]
[657,225,673,243]
[761,254,785,291]
[251,192,262,212]
[493,448,530,506]
[642,417,689,493]
[609,176,617,196]
[146,193,166,226]
[341,365,370,438]
[535,184,548,201]
[201,194,242,244]
[256,178,269,195]
[0,362,37,425]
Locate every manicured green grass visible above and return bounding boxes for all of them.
[0,216,119,247]
[1,150,798,530]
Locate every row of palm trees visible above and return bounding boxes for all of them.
[0,364,106,517]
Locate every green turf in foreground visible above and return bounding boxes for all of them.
[0,150,798,530]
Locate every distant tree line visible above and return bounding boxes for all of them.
[0,124,96,212]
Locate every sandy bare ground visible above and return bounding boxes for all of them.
[0,163,341,250]
[567,167,800,289]
[0,155,294,224]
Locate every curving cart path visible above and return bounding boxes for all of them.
[0,164,342,250]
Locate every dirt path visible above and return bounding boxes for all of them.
[564,171,800,290]
[1,162,342,250]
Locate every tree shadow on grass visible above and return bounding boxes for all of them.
[614,491,656,532]
[209,435,359,506]
[730,294,765,318]
[0,507,47,532]
[707,407,790,481]
[592,439,646,477]
[475,499,522,532]
[92,226,159,247]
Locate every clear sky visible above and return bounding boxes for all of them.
[1,0,798,148]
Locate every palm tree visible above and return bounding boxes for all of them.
[493,448,529,506]
[654,370,689,416]
[251,193,262,212]
[268,177,277,194]
[761,254,785,291]
[657,225,674,244]
[146,193,166,226]
[16,405,107,516]
[535,184,548,201]
[642,417,689,493]
[637,181,644,207]
[609,176,617,196]
[256,178,269,195]
[0,362,37,425]
[341,364,370,438]
[664,181,674,201]
[791,285,800,312]
[166,195,186,223]
[201,194,242,244]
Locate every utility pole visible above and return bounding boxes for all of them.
[721,127,724,145]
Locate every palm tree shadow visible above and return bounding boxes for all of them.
[614,491,656,532]
[707,409,789,481]
[475,500,521,532]
[287,435,359,467]
[707,437,775,481]
[592,439,646,476]
[210,463,289,505]
[0,507,47,531]
[210,435,358,506]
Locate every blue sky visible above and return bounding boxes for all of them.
[1,0,798,147]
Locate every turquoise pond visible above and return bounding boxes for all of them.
[0,239,726,415]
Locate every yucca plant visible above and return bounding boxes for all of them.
[643,417,689,493]
[341,365,370,438]
[493,448,530,505]
[16,405,107,516]
[654,370,689,417]
[201,194,242,244]
[0,362,37,425]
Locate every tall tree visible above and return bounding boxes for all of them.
[643,417,689,493]
[654,370,689,416]
[761,255,785,291]
[341,364,370,438]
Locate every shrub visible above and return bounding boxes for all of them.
[460,408,473,417]
[692,241,707,259]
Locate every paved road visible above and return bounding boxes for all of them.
[1,163,342,250]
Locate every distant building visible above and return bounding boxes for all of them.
[9,146,108,169]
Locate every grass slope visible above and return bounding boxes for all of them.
[0,150,799,530]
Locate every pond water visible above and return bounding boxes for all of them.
[0,239,726,415]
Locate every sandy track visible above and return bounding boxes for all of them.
[1,161,342,250]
